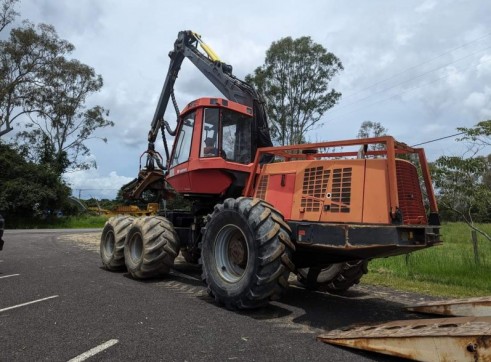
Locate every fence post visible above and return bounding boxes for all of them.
[471,230,479,265]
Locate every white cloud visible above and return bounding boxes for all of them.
[64,169,133,200]
[464,87,491,119]
[477,54,491,78]
[443,66,466,87]
[415,1,437,13]
[465,91,487,109]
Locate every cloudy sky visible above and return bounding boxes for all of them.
[6,0,491,199]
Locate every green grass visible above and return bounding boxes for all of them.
[7,214,108,229]
[363,222,491,297]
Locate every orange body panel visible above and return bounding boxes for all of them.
[255,159,402,225]
[262,173,296,219]
[362,160,391,224]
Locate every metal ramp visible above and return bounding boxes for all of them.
[318,297,491,361]
[406,296,491,317]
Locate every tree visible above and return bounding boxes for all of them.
[357,121,388,139]
[1,22,76,138]
[432,155,491,241]
[457,120,491,154]
[15,56,113,173]
[0,0,18,33]
[431,121,491,242]
[0,143,71,218]
[246,36,343,146]
[1,6,113,172]
[357,121,388,151]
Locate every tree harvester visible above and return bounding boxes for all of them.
[100,30,441,310]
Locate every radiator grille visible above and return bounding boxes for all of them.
[301,166,331,212]
[396,160,427,224]
[331,168,352,213]
[255,174,269,200]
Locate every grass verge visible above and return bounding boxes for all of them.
[7,214,108,229]
[362,222,491,298]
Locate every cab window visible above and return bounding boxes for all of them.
[200,108,220,157]
[171,111,195,167]
[221,109,252,164]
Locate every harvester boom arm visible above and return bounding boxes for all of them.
[148,30,265,144]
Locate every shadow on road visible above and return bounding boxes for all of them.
[142,260,424,333]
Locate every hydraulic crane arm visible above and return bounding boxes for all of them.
[148,30,270,146]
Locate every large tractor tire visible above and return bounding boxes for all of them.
[297,260,369,293]
[124,216,179,279]
[100,215,134,271]
[201,197,295,310]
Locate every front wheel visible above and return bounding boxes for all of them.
[124,216,179,279]
[201,197,295,310]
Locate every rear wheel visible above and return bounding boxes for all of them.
[100,215,134,271]
[297,260,369,293]
[201,197,295,309]
[124,216,179,279]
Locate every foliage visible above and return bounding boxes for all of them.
[0,0,18,33]
[431,121,491,241]
[357,121,388,139]
[356,120,388,152]
[457,120,491,153]
[433,155,491,235]
[1,21,74,137]
[246,36,343,146]
[0,5,113,173]
[0,143,72,218]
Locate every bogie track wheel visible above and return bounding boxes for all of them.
[124,216,179,279]
[201,197,295,310]
[100,215,134,271]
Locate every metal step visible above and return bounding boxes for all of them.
[318,316,491,361]
[406,296,491,317]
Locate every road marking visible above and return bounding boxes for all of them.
[68,339,119,362]
[0,295,59,313]
[0,274,20,279]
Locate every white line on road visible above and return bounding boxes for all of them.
[0,274,20,279]
[0,295,59,313]
[67,339,119,362]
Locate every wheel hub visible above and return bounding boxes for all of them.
[214,224,249,283]
[104,231,115,256]
[228,237,247,267]
[129,232,143,263]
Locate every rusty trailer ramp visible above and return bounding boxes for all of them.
[318,316,491,361]
[406,296,491,317]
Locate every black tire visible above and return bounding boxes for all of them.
[124,216,179,279]
[201,197,295,310]
[100,215,134,271]
[297,260,369,293]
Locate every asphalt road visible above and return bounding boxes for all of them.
[0,229,428,361]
